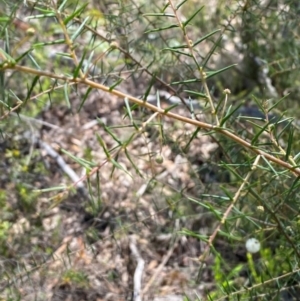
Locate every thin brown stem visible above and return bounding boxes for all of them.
[3,64,300,177]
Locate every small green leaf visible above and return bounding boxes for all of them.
[124,149,143,177]
[64,3,89,25]
[31,7,55,13]
[109,78,123,91]
[145,24,179,34]
[33,39,65,47]
[0,48,15,64]
[267,93,289,112]
[276,118,294,140]
[155,90,161,108]
[78,87,92,112]
[183,6,204,27]
[251,122,270,145]
[71,16,90,41]
[284,177,300,201]
[261,155,278,176]
[96,133,110,158]
[124,97,134,123]
[27,53,41,69]
[26,13,56,20]
[179,228,208,241]
[251,95,265,112]
[83,50,94,75]
[61,149,97,170]
[54,52,72,58]
[161,48,192,57]
[163,44,189,50]
[34,186,67,193]
[172,78,199,85]
[194,29,221,46]
[143,13,175,17]
[142,73,156,101]
[219,186,234,202]
[202,35,223,68]
[15,49,33,63]
[99,119,122,145]
[220,104,243,127]
[110,158,132,177]
[24,75,39,106]
[173,65,236,85]
[64,82,70,108]
[162,2,170,12]
[123,132,136,148]
[176,0,189,9]
[184,127,200,152]
[205,64,237,79]
[58,0,69,12]
[164,103,178,113]
[184,90,207,99]
[73,49,87,78]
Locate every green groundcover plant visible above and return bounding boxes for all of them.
[1,0,300,300]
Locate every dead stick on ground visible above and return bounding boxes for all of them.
[142,236,178,295]
[130,235,145,301]
[39,140,85,190]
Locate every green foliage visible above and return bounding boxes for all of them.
[211,254,244,296]
[1,0,300,300]
[16,183,39,213]
[61,269,89,288]
[0,220,11,254]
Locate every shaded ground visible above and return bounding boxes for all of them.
[2,1,300,301]
[1,84,231,300]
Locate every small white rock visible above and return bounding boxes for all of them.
[245,238,261,254]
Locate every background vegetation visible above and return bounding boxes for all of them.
[1,0,300,300]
